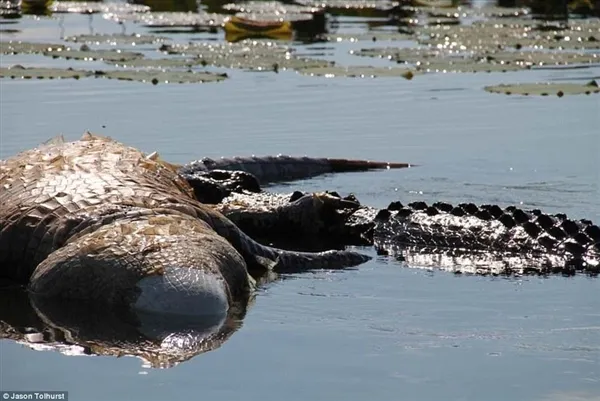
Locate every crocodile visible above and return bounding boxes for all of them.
[2,136,597,369]
[181,168,600,276]
[179,155,413,204]
[1,133,400,316]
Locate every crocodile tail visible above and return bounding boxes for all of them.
[183,155,413,185]
[324,158,412,173]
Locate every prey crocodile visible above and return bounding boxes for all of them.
[1,133,402,316]
[180,164,600,276]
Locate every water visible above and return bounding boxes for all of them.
[1,8,600,401]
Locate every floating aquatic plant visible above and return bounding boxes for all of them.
[351,47,443,62]
[50,1,150,14]
[44,45,144,62]
[415,59,524,73]
[485,51,599,67]
[161,41,331,71]
[298,65,417,78]
[427,17,460,26]
[321,32,414,42]
[0,65,228,84]
[0,65,91,79]
[105,11,228,28]
[352,47,526,73]
[484,80,600,96]
[407,5,528,18]
[465,6,530,18]
[64,33,169,46]
[107,57,207,69]
[0,41,65,55]
[411,0,455,7]
[222,1,322,15]
[418,23,600,51]
[96,70,228,84]
[293,0,399,11]
[232,11,314,22]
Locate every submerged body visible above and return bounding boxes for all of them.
[0,134,370,314]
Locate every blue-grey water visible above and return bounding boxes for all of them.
[1,9,599,401]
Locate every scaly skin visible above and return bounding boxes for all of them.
[373,201,600,276]
[0,133,370,311]
[188,171,599,275]
[180,155,413,185]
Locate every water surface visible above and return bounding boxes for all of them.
[1,9,599,401]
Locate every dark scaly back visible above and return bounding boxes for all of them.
[181,155,413,185]
[374,201,600,275]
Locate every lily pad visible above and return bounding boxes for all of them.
[412,0,455,7]
[351,46,444,62]
[44,46,144,62]
[485,51,600,67]
[107,57,207,68]
[468,6,530,18]
[409,5,528,18]
[64,33,169,46]
[293,0,399,11]
[353,43,598,73]
[416,7,467,18]
[106,11,227,27]
[298,66,417,78]
[427,17,460,26]
[233,11,314,22]
[322,32,414,42]
[1,41,66,55]
[418,23,600,52]
[163,41,291,57]
[0,65,92,79]
[50,1,150,14]
[415,59,524,73]
[484,80,600,96]
[426,34,600,51]
[162,41,331,71]
[97,70,228,84]
[222,1,322,14]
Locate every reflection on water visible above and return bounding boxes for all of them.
[0,287,248,369]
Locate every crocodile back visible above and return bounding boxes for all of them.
[0,133,199,282]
